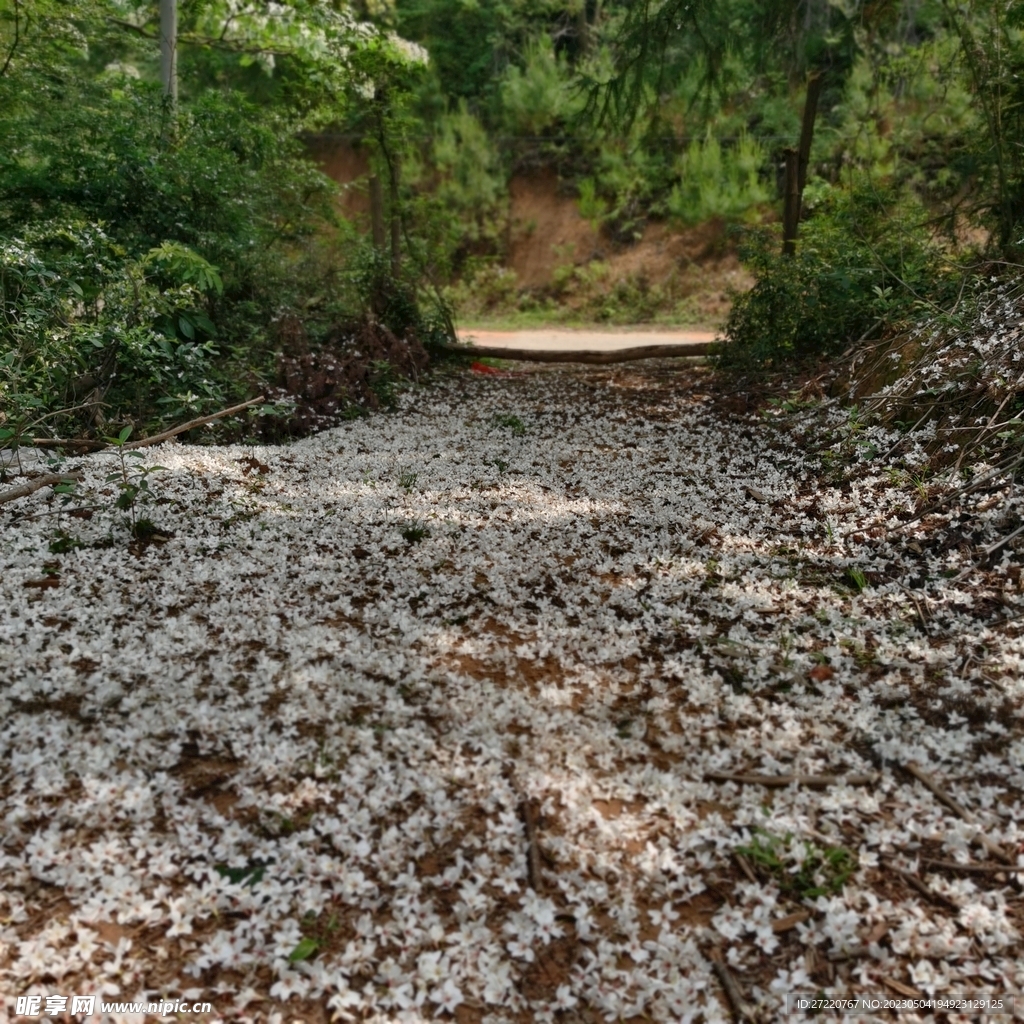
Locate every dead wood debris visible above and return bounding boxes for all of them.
[0,472,83,506]
[705,771,879,788]
[708,949,756,1022]
[904,761,1014,865]
[520,796,546,895]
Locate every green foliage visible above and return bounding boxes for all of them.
[942,0,1024,251]
[499,38,576,136]
[492,413,526,436]
[0,222,229,436]
[0,0,447,440]
[736,827,857,899]
[102,426,167,538]
[667,132,770,225]
[722,182,958,367]
[144,243,224,297]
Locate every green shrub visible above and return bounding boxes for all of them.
[0,223,228,438]
[721,182,958,368]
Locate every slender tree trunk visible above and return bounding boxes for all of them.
[796,72,823,194]
[782,72,822,255]
[369,175,386,250]
[782,148,800,256]
[159,0,177,106]
[389,157,401,278]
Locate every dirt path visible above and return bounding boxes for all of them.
[458,326,718,352]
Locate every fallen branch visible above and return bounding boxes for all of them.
[708,950,754,1022]
[520,797,545,895]
[983,522,1024,562]
[441,342,712,364]
[923,858,1021,875]
[24,396,267,453]
[705,772,878,788]
[0,472,83,507]
[30,438,107,451]
[124,396,266,449]
[905,761,1014,865]
[880,859,960,911]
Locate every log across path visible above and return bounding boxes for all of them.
[451,326,717,363]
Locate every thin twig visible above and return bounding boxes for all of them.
[902,453,1022,528]
[123,396,265,449]
[905,761,1014,865]
[520,797,545,895]
[898,584,931,635]
[0,473,83,507]
[733,851,758,885]
[29,438,108,451]
[708,950,754,1022]
[952,393,1015,473]
[983,523,1024,562]
[923,858,1022,875]
[705,772,879,788]
[880,859,960,911]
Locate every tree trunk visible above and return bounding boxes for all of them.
[782,148,800,256]
[782,72,823,256]
[159,0,177,106]
[796,72,823,194]
[369,175,386,250]
[389,158,401,278]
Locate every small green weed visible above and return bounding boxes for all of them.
[401,523,430,544]
[48,530,84,555]
[369,360,402,409]
[845,567,869,592]
[493,413,526,436]
[288,936,320,962]
[736,827,857,899]
[214,858,271,887]
[103,427,167,539]
[767,392,818,414]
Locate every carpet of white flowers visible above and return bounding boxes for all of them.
[2,362,1023,1024]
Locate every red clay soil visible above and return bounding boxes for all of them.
[306,138,752,317]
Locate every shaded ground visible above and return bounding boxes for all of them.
[1,362,1023,1023]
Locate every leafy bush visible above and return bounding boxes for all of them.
[0,222,229,438]
[721,182,959,367]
